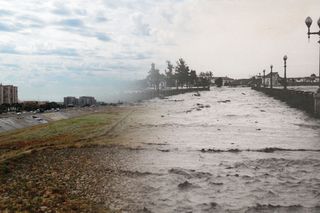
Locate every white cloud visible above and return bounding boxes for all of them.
[0,0,319,101]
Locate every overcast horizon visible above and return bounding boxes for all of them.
[0,0,320,101]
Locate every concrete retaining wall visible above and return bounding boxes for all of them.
[252,87,317,116]
[315,92,320,116]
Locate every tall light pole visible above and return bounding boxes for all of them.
[283,55,287,90]
[305,16,320,90]
[270,65,273,89]
[263,69,266,87]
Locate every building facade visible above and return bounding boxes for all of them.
[287,75,320,86]
[0,84,18,105]
[79,96,96,106]
[64,96,96,107]
[264,72,282,87]
[211,77,234,86]
[63,96,78,107]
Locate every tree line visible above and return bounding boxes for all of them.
[0,102,64,114]
[146,58,213,92]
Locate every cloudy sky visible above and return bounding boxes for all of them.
[0,0,319,101]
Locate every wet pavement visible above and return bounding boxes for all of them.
[108,87,320,212]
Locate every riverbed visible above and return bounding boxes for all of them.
[107,87,320,212]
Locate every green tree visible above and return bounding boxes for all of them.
[189,70,198,87]
[147,63,161,92]
[198,72,212,88]
[165,60,176,87]
[175,58,189,88]
[216,77,223,87]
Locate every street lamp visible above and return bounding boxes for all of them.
[283,55,287,90]
[270,65,273,89]
[263,69,266,87]
[305,16,320,90]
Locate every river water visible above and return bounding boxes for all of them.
[105,87,320,212]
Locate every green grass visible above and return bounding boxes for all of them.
[0,108,131,212]
[0,108,131,162]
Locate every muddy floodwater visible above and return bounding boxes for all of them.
[107,87,320,212]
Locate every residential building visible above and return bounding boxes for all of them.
[211,77,234,86]
[264,72,282,87]
[79,96,96,106]
[63,96,78,107]
[287,75,319,86]
[248,77,262,87]
[229,78,251,87]
[64,96,97,107]
[0,84,18,105]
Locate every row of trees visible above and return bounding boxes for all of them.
[0,102,64,114]
[147,58,213,91]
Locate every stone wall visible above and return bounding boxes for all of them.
[252,87,317,116]
[315,92,320,117]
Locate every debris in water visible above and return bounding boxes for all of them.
[210,202,218,207]
[157,149,170,152]
[178,181,193,189]
[143,207,152,213]
[210,182,223,186]
[193,92,201,96]
[168,99,184,102]
[200,148,241,153]
[218,100,231,103]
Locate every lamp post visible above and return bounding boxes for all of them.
[305,16,320,90]
[283,55,287,90]
[258,73,261,87]
[263,69,266,87]
[270,65,273,89]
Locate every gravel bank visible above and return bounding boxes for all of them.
[0,146,149,212]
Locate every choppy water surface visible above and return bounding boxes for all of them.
[108,87,320,212]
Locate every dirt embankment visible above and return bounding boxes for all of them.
[0,105,139,212]
[0,107,113,134]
